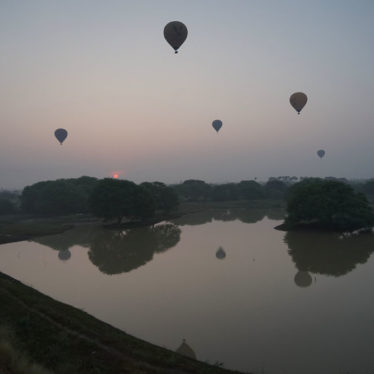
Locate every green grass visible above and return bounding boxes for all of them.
[0,325,53,374]
[0,214,98,244]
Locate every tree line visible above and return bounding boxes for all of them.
[2,176,374,220]
[18,177,179,223]
[172,178,288,201]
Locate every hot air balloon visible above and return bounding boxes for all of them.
[54,128,68,145]
[216,246,226,259]
[317,149,325,158]
[212,120,222,133]
[164,21,188,53]
[290,92,308,114]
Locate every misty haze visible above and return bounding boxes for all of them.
[1,1,374,374]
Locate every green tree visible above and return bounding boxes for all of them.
[285,178,374,231]
[140,182,179,213]
[0,198,15,215]
[211,183,238,201]
[362,179,374,199]
[173,180,212,201]
[21,177,98,215]
[265,179,288,199]
[237,180,264,200]
[131,185,156,221]
[89,179,138,224]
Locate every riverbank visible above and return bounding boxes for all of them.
[0,214,98,244]
[0,200,285,244]
[0,272,245,374]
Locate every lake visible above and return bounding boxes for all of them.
[1,208,374,374]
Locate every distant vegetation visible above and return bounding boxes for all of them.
[172,178,288,201]
[1,176,374,224]
[282,178,374,232]
[18,177,179,224]
[89,179,179,224]
[21,176,98,215]
[0,190,20,215]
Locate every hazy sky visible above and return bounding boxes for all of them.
[1,0,374,189]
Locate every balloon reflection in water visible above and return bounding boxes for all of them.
[58,249,71,261]
[294,271,312,288]
[216,247,226,260]
[176,339,196,359]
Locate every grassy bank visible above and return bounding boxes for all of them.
[0,272,245,374]
[0,214,98,244]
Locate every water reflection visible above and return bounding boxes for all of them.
[176,339,197,359]
[88,224,181,275]
[32,224,181,274]
[58,249,71,261]
[285,231,374,277]
[33,225,96,252]
[216,246,226,260]
[172,207,283,226]
[265,208,286,220]
[294,271,312,288]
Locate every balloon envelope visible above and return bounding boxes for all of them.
[212,120,223,133]
[54,128,68,144]
[164,21,188,53]
[290,92,308,114]
[317,149,325,158]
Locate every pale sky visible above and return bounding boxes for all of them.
[1,0,374,189]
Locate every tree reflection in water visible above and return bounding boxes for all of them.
[172,207,281,226]
[88,224,181,275]
[285,230,374,278]
[32,223,181,272]
[32,225,97,261]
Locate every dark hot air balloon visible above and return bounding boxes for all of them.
[54,128,68,145]
[164,21,188,53]
[317,149,325,158]
[212,120,223,133]
[290,92,308,114]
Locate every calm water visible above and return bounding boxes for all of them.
[1,208,374,374]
